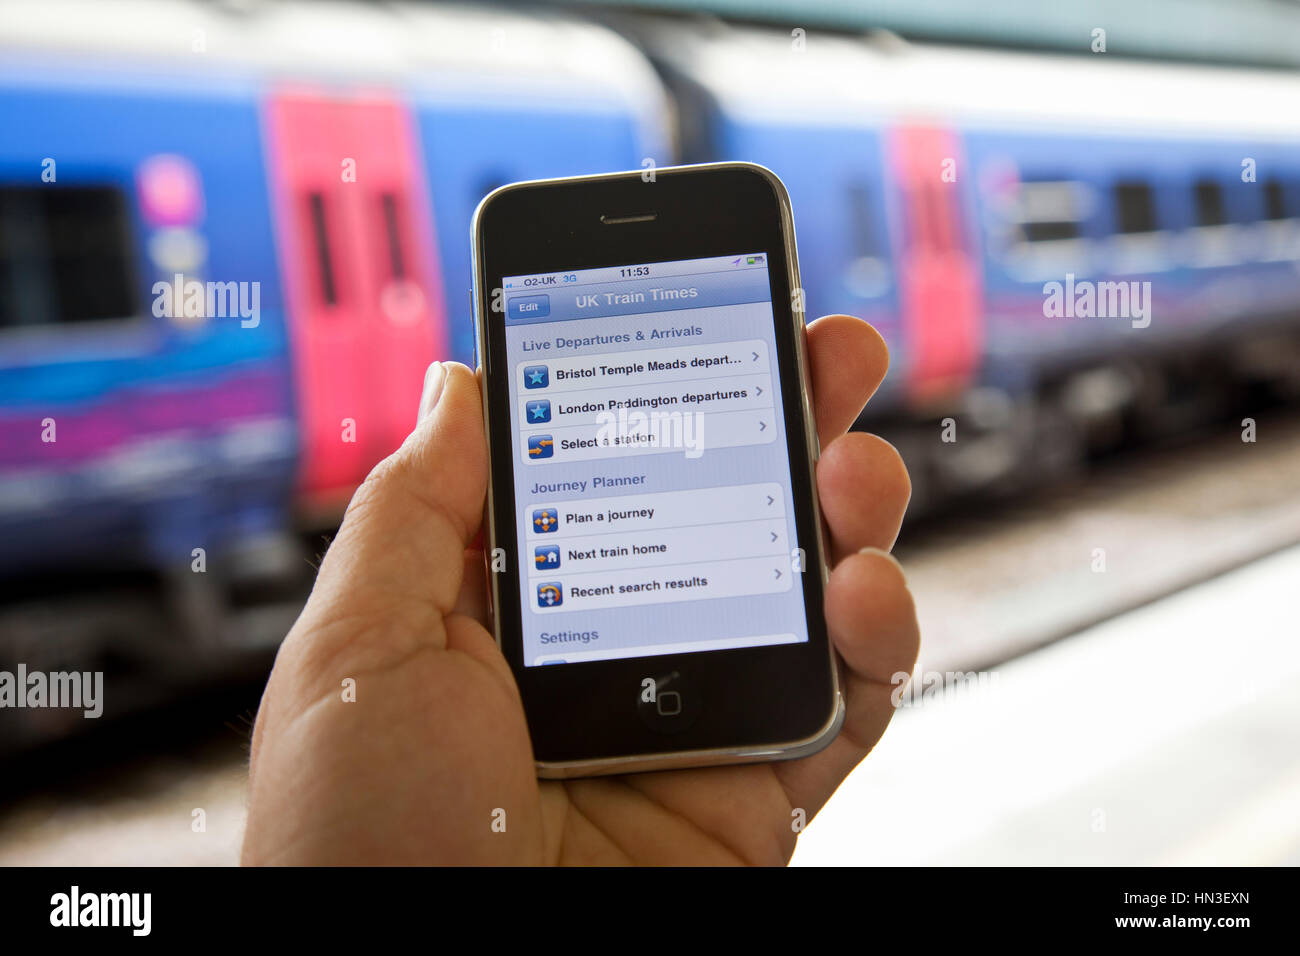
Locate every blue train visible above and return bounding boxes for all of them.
[3,3,1299,633]
[645,25,1300,501]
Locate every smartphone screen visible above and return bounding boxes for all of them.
[501,252,810,667]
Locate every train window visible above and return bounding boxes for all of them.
[1193,180,1226,227]
[1262,179,1287,221]
[1014,180,1084,243]
[1021,220,1079,242]
[0,185,138,328]
[1113,181,1157,234]
[379,192,406,281]
[306,191,337,307]
[846,182,881,258]
[842,182,890,297]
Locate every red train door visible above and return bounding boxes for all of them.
[889,125,982,403]
[266,88,447,512]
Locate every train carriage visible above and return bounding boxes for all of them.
[0,0,674,587]
[642,20,1300,501]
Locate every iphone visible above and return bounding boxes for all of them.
[472,162,841,777]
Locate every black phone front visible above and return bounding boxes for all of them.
[473,163,840,775]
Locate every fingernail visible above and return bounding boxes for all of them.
[858,546,906,581]
[417,361,446,423]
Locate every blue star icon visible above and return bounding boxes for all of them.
[524,365,549,389]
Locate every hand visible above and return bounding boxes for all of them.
[241,315,918,865]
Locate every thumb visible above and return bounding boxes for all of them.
[305,360,488,645]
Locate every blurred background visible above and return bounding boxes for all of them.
[2,0,1299,865]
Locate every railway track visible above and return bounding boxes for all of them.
[895,413,1300,676]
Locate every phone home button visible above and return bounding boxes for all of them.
[637,669,701,734]
[656,691,682,716]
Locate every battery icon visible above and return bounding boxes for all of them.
[747,255,763,265]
